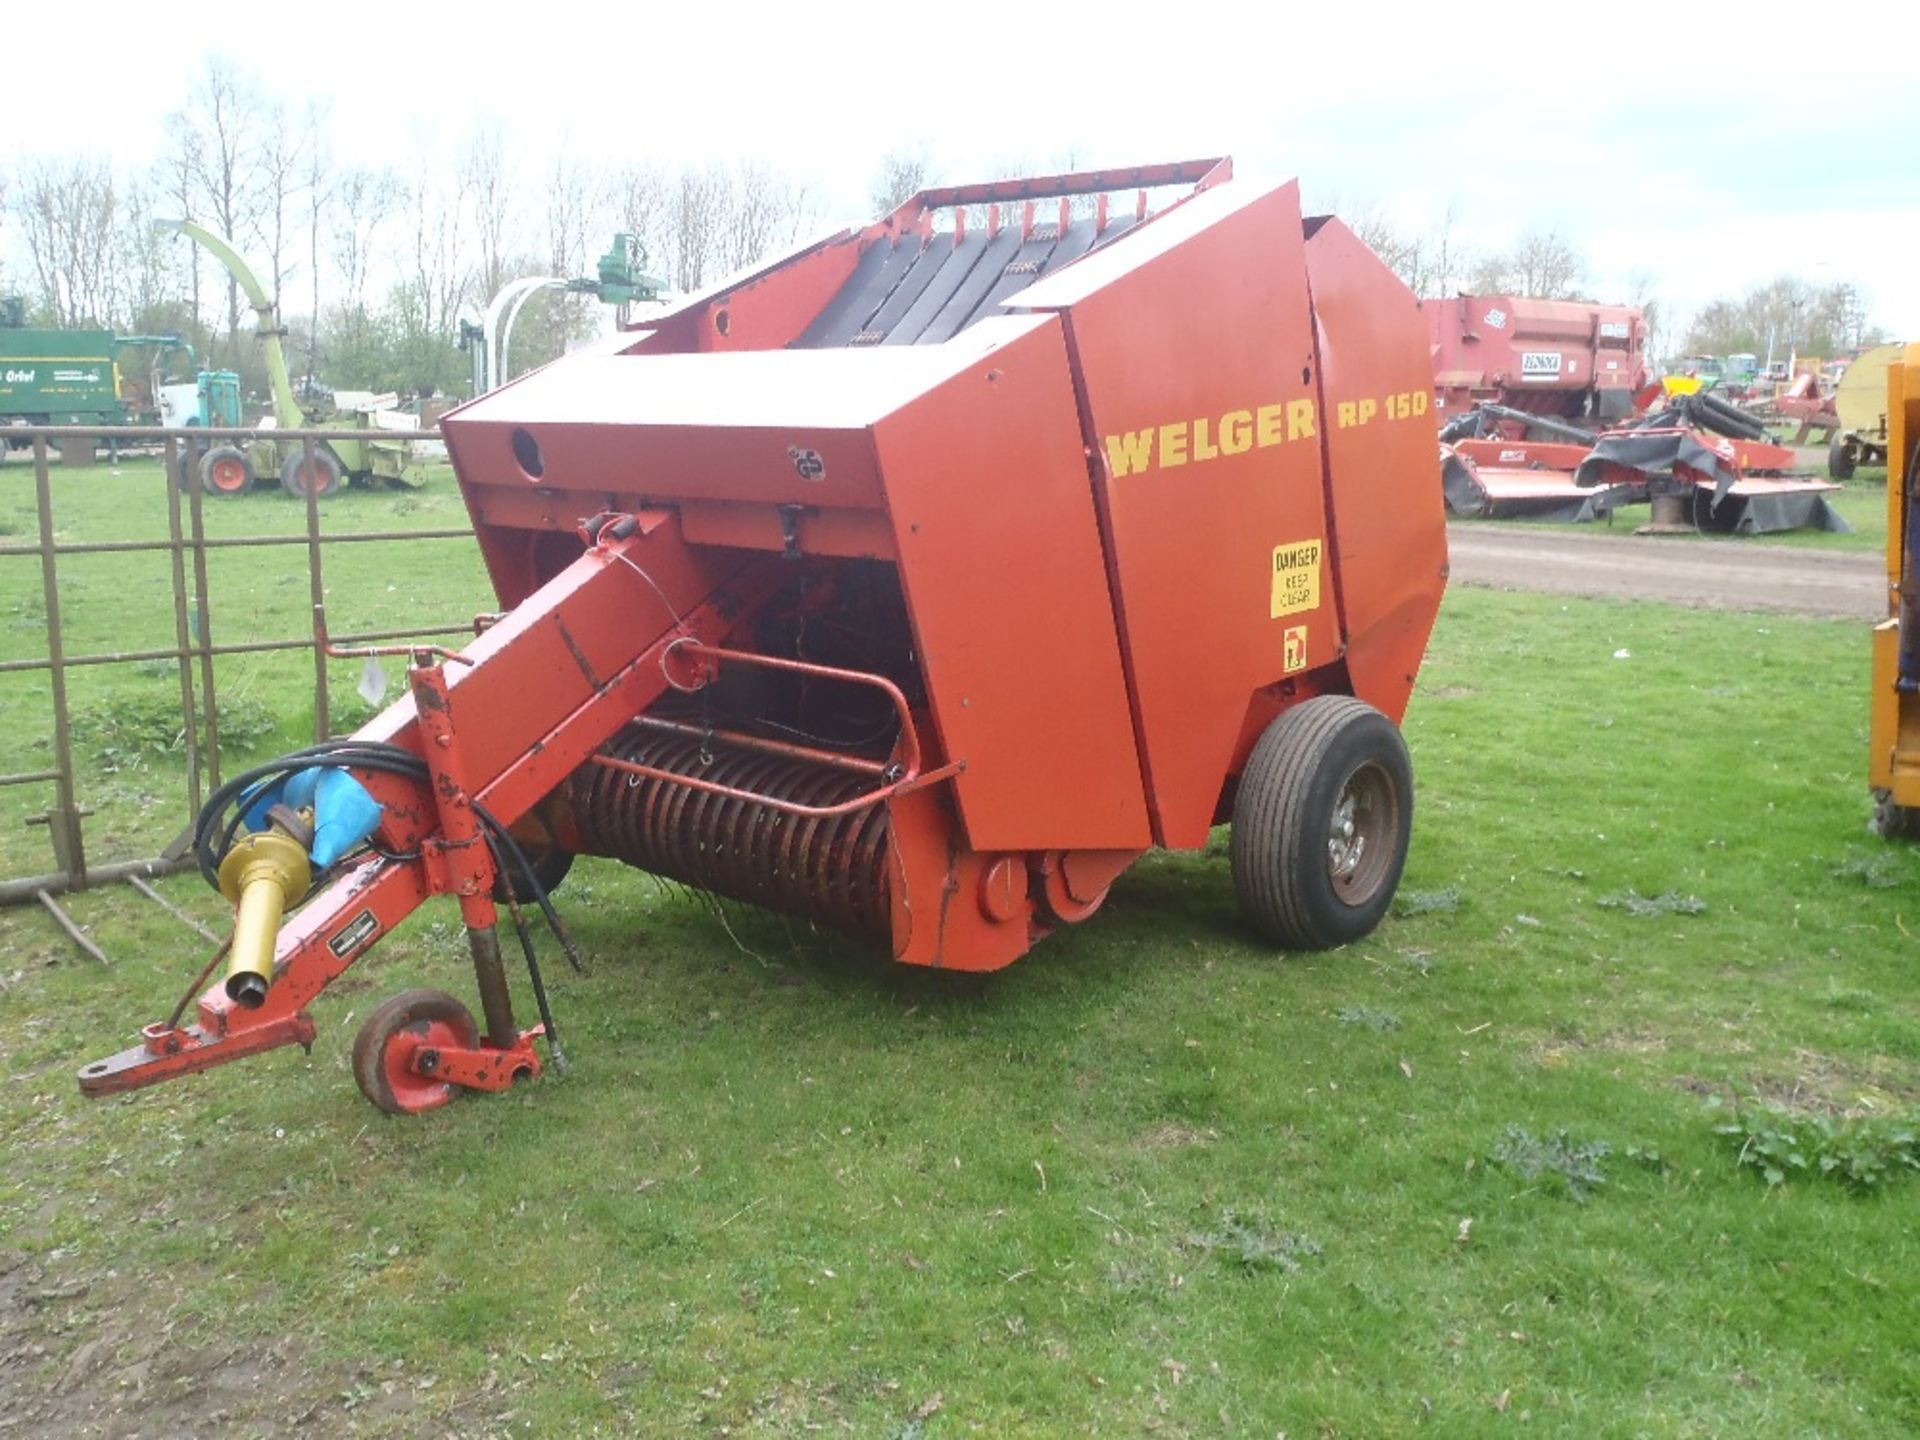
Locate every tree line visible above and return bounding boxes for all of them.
[0,57,834,403]
[1347,204,1886,366]
[4,73,1888,406]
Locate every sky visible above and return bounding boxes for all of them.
[8,2,1918,343]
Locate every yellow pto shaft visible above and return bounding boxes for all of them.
[216,825,312,1009]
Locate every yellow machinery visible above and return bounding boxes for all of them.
[1832,342,1901,479]
[1868,343,1920,835]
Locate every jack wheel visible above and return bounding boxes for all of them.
[1230,696,1412,950]
[352,988,478,1115]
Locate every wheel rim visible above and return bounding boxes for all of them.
[1327,760,1399,907]
[209,456,247,492]
[380,1017,465,1114]
[289,462,322,495]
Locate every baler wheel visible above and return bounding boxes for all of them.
[1828,438,1857,481]
[1230,697,1412,951]
[352,988,480,1116]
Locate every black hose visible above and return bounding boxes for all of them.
[190,737,585,1040]
[487,833,568,1076]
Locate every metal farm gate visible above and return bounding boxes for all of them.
[0,426,473,960]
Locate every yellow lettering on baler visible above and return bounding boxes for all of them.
[1336,400,1358,428]
[1192,417,1219,462]
[1104,429,1155,477]
[1287,398,1317,441]
[1100,396,1321,477]
[1159,421,1189,466]
[1256,404,1285,448]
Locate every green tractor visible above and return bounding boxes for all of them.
[157,220,433,499]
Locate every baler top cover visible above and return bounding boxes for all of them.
[443,159,1445,853]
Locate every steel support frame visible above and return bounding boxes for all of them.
[79,518,783,1096]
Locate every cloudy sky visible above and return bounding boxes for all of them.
[9,3,1916,340]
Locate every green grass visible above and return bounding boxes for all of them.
[1,465,1917,1436]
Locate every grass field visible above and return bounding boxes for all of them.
[1,461,1917,1437]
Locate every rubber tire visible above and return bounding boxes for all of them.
[1230,696,1413,951]
[174,436,207,491]
[280,446,344,498]
[352,988,480,1116]
[1870,791,1920,841]
[1829,438,1857,481]
[492,840,575,905]
[198,444,256,497]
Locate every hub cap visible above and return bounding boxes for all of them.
[1327,760,1398,906]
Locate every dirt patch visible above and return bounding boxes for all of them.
[0,1252,372,1440]
[1135,1124,1217,1150]
[1446,525,1881,620]
[1674,1049,1920,1117]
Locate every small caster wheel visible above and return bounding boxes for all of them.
[1870,789,1920,840]
[352,988,478,1115]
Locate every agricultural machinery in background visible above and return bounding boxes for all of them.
[1829,342,1901,479]
[1428,298,1857,534]
[81,159,1450,1117]
[0,297,196,462]
[1425,293,1649,428]
[156,220,440,498]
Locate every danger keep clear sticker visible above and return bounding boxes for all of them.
[1270,540,1323,619]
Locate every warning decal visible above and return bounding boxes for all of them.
[1270,540,1323,619]
[1283,625,1309,673]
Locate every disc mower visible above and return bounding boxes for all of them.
[81,159,1449,1115]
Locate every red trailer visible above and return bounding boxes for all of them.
[81,160,1449,1115]
[1427,294,1649,427]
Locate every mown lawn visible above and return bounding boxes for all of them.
[0,461,1916,1437]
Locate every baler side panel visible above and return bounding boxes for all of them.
[873,315,1150,853]
[1303,219,1449,725]
[1026,180,1334,850]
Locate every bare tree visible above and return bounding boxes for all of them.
[118,178,190,332]
[167,56,273,365]
[12,156,119,327]
[720,161,814,273]
[327,166,402,314]
[460,122,514,308]
[666,166,724,292]
[544,149,600,277]
[1470,229,1584,299]
[253,101,307,315]
[301,101,332,387]
[869,147,931,213]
